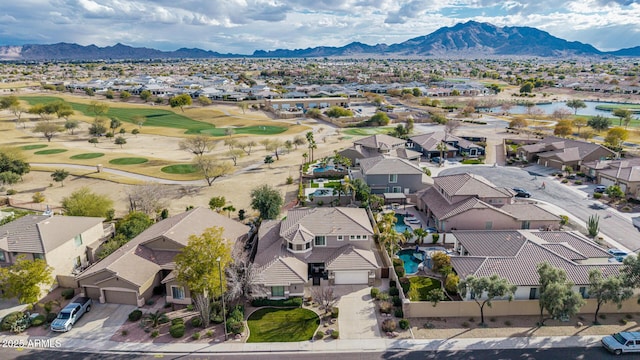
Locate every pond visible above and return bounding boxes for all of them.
[487,101,640,117]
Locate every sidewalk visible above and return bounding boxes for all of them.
[0,333,604,355]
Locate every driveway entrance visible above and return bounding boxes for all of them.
[334,284,381,339]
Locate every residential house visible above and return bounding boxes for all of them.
[0,215,109,288]
[416,173,559,232]
[409,131,485,160]
[581,158,640,200]
[518,136,616,170]
[77,207,248,306]
[350,156,427,197]
[253,207,380,299]
[451,230,620,300]
[338,134,421,166]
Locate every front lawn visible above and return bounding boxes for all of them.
[247,308,319,343]
[407,276,442,302]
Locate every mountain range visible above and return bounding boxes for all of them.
[1,21,639,60]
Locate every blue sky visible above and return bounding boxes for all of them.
[1,0,639,54]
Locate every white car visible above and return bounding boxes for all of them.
[602,332,640,355]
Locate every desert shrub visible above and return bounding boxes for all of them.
[228,305,244,322]
[46,312,57,323]
[399,277,410,294]
[206,329,214,337]
[399,319,410,330]
[561,179,569,184]
[227,320,245,335]
[392,296,402,307]
[171,318,185,326]
[423,322,435,329]
[250,297,302,307]
[389,280,397,288]
[381,319,397,332]
[462,321,470,328]
[376,292,390,301]
[394,265,405,277]
[626,314,633,319]
[370,288,380,299]
[593,192,603,199]
[128,309,143,322]
[186,304,194,311]
[331,330,339,339]
[150,330,159,338]
[619,318,628,325]
[389,287,400,296]
[575,180,583,185]
[599,314,607,320]
[121,330,129,336]
[61,288,75,300]
[392,258,403,267]
[6,189,17,195]
[170,324,185,338]
[1,312,24,331]
[158,314,170,324]
[32,192,45,203]
[504,320,512,326]
[489,317,496,322]
[192,332,201,340]
[331,307,339,318]
[164,302,172,308]
[394,309,404,318]
[379,301,393,314]
[31,315,45,326]
[191,317,203,328]
[468,317,475,322]
[146,300,154,306]
[315,331,324,340]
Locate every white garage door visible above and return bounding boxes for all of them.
[600,178,615,187]
[334,271,368,285]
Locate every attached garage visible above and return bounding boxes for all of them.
[83,287,101,300]
[600,177,616,188]
[103,289,138,305]
[334,270,369,285]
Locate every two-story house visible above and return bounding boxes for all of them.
[253,207,380,299]
[338,134,421,166]
[349,156,428,197]
[77,207,248,306]
[409,131,485,160]
[417,173,560,232]
[451,230,620,300]
[0,214,108,288]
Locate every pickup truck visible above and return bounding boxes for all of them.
[602,331,640,355]
[50,297,92,332]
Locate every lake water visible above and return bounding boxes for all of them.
[486,101,639,117]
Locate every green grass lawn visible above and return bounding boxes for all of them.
[70,153,105,160]
[21,144,48,150]
[247,308,319,343]
[407,276,442,302]
[109,157,149,165]
[461,159,484,165]
[160,164,198,174]
[342,127,393,136]
[595,104,640,112]
[33,149,68,155]
[200,125,286,137]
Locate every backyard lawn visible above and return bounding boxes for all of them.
[247,308,319,343]
[407,276,442,302]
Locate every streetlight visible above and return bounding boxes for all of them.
[216,256,228,341]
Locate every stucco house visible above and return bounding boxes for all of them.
[77,207,248,306]
[451,230,621,300]
[416,173,560,232]
[349,155,428,196]
[518,136,616,170]
[253,207,381,299]
[581,158,640,200]
[409,131,485,160]
[0,215,109,288]
[338,134,421,166]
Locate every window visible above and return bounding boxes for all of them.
[271,286,285,297]
[389,174,398,183]
[579,287,589,299]
[171,286,185,300]
[529,288,539,300]
[74,234,83,247]
[314,236,326,246]
[74,256,81,268]
[288,242,293,250]
[521,221,530,230]
[485,221,493,230]
[392,186,402,193]
[0,251,5,262]
[33,253,44,260]
[337,235,343,241]
[305,242,311,249]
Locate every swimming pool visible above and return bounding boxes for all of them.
[396,248,426,275]
[394,214,412,233]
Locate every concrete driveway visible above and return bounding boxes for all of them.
[49,303,136,340]
[335,285,381,339]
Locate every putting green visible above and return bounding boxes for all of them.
[161,164,198,174]
[34,149,68,155]
[21,144,48,150]
[109,157,149,165]
[199,125,287,136]
[70,153,105,160]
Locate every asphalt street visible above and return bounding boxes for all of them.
[439,165,640,252]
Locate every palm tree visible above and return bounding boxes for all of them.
[222,205,236,218]
[436,141,448,166]
[385,229,406,256]
[342,180,356,203]
[333,182,347,205]
[413,228,429,245]
[143,310,165,328]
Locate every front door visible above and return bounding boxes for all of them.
[313,277,320,286]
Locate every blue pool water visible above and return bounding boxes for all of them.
[313,165,336,173]
[310,189,332,197]
[396,249,426,275]
[394,214,412,233]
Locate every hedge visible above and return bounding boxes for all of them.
[170,324,185,338]
[389,287,400,296]
[171,318,184,326]
[370,288,380,299]
[31,315,45,327]
[394,265,405,277]
[399,319,410,330]
[128,309,143,322]
[250,297,303,307]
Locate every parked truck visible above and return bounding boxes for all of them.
[50,297,92,332]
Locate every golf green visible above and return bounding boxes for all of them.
[70,153,105,160]
[34,149,68,155]
[161,164,198,174]
[109,157,149,165]
[21,144,48,150]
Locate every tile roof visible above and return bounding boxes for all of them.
[434,173,514,198]
[453,230,528,257]
[325,245,379,270]
[358,156,423,175]
[600,166,640,182]
[499,204,560,221]
[533,231,611,258]
[280,207,374,237]
[354,134,406,150]
[78,207,247,287]
[537,147,581,162]
[521,136,615,159]
[0,215,104,254]
[420,187,514,221]
[409,131,482,151]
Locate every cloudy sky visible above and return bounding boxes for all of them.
[1,0,639,54]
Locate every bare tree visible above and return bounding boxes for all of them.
[127,183,170,215]
[239,140,257,156]
[444,119,461,136]
[179,135,217,157]
[310,286,339,314]
[193,157,234,186]
[225,260,266,304]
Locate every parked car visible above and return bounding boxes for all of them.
[512,188,531,198]
[594,185,607,193]
[632,216,640,230]
[51,297,92,332]
[430,157,443,164]
[602,331,640,355]
[608,249,629,262]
